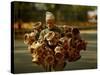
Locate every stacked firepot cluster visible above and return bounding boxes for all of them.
[24,12,87,71]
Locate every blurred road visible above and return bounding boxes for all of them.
[14,30,97,74]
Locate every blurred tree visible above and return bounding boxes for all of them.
[12,2,97,23]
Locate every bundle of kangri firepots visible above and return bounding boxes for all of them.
[24,12,87,71]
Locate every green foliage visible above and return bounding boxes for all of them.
[12,1,97,23]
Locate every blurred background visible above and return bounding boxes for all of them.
[12,1,97,73]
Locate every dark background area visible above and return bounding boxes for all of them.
[12,1,97,23]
